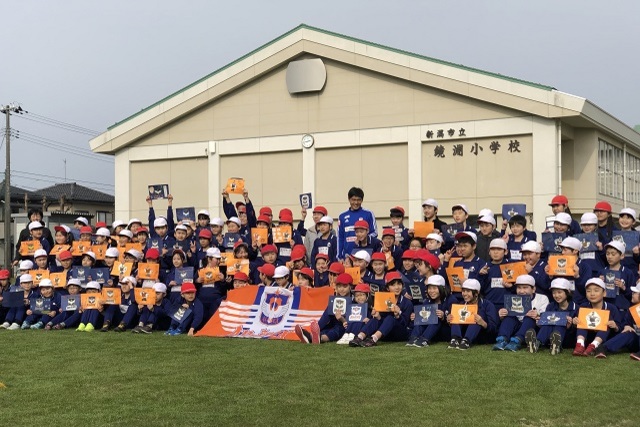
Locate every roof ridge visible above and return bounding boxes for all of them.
[106,23,554,131]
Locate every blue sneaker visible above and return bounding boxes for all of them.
[492,336,508,351]
[505,337,522,352]
[164,328,176,336]
[168,329,182,336]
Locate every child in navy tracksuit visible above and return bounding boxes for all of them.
[166,282,204,336]
[313,254,330,288]
[389,206,410,250]
[482,239,513,311]
[101,276,138,332]
[444,232,488,299]
[572,278,622,357]
[406,275,456,347]
[598,284,640,358]
[196,247,226,324]
[133,283,169,334]
[336,282,372,344]
[296,273,353,344]
[379,228,403,272]
[530,278,578,355]
[310,216,337,266]
[493,274,549,352]
[47,278,83,330]
[576,213,606,275]
[447,279,499,350]
[166,249,191,305]
[501,215,537,262]
[348,271,413,347]
[545,237,591,305]
[600,241,634,312]
[23,278,60,329]
[2,274,34,330]
[615,207,640,282]
[76,281,103,332]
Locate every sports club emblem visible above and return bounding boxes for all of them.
[349,305,363,322]
[587,310,601,329]
[419,306,431,321]
[557,258,567,269]
[511,297,524,314]
[260,287,292,326]
[458,305,470,323]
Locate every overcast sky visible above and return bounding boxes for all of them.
[2,1,639,196]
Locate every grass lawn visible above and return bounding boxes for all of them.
[0,331,638,427]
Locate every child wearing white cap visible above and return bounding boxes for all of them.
[599,241,634,311]
[544,237,593,306]
[311,215,338,266]
[76,281,103,332]
[2,274,35,330]
[493,275,549,352]
[596,283,640,359]
[406,275,457,347]
[46,278,83,330]
[101,276,139,332]
[446,278,499,350]
[22,279,59,329]
[574,213,606,274]
[614,208,640,283]
[571,278,622,357]
[133,282,170,334]
[530,278,579,355]
[482,239,512,311]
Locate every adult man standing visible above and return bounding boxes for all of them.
[337,187,377,260]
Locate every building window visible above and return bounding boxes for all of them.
[598,139,640,203]
[96,211,113,225]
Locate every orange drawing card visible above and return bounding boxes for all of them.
[272,225,293,244]
[225,177,245,194]
[134,288,157,305]
[138,263,160,280]
[413,221,435,238]
[577,307,609,332]
[373,292,397,312]
[446,266,466,293]
[450,304,478,324]
[548,255,577,276]
[499,262,528,283]
[101,288,122,305]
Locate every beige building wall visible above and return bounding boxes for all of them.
[422,134,534,216]
[133,60,522,148]
[219,151,303,219]
[129,157,208,221]
[315,144,409,220]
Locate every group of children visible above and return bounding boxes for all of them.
[1,190,639,361]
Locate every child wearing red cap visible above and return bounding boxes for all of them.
[389,206,410,250]
[0,269,11,323]
[296,272,353,344]
[336,282,372,344]
[593,201,617,244]
[310,215,337,267]
[327,262,344,288]
[166,282,204,336]
[192,229,213,269]
[549,195,581,235]
[365,252,387,290]
[250,244,279,284]
[233,272,250,289]
[349,271,413,347]
[351,220,382,255]
[295,268,314,288]
[380,227,403,271]
[274,213,304,264]
[313,254,330,287]
[257,263,276,286]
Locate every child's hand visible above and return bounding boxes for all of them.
[614,278,626,290]
[446,314,453,323]
[565,316,573,329]
[436,309,444,319]
[501,219,508,231]
[334,309,343,319]
[410,312,415,321]
[243,188,249,201]
[188,328,195,337]
[572,317,580,326]
[503,281,513,289]
[138,304,144,310]
[190,241,197,254]
[371,309,380,320]
[167,194,173,205]
[146,304,153,310]
[146,196,153,207]
[596,241,603,250]
[26,309,33,315]
[196,277,203,284]
[525,309,538,319]
[498,308,508,319]
[443,248,454,263]
[623,325,635,334]
[479,265,489,275]
[633,245,640,255]
[301,209,307,220]
[169,280,177,286]
[221,188,229,198]
[474,314,486,327]
[607,320,618,331]
[48,310,56,317]
[574,268,580,279]
[544,264,550,275]
[182,303,189,309]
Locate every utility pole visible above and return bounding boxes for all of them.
[1,103,25,270]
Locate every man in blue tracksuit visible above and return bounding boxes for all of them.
[337,187,377,260]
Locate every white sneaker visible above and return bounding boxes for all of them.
[0,322,10,329]
[336,333,354,345]
[7,322,20,330]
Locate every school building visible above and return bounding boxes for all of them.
[89,24,640,233]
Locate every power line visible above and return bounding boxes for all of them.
[16,130,112,161]
[27,112,100,135]
[17,135,114,163]
[14,113,100,136]
[11,169,114,189]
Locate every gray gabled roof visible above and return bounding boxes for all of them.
[33,182,114,204]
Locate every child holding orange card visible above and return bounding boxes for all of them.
[195,247,226,324]
[596,284,640,358]
[132,282,169,334]
[296,273,353,344]
[76,281,103,332]
[446,279,498,350]
[348,271,413,347]
[101,276,138,332]
[571,278,622,357]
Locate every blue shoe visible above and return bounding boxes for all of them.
[168,329,182,336]
[492,336,508,351]
[505,337,522,352]
[164,328,175,336]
